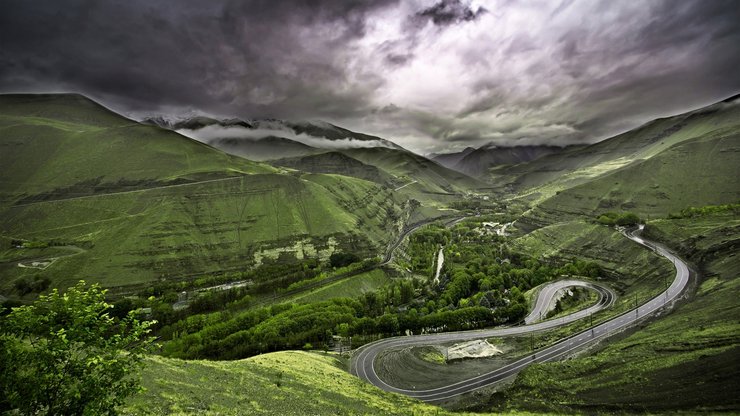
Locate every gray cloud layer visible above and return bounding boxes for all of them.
[1,0,739,153]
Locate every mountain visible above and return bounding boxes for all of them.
[339,147,483,197]
[284,120,403,149]
[511,94,740,228]
[207,136,319,161]
[141,113,483,204]
[0,94,274,198]
[142,115,253,130]
[448,144,577,177]
[272,152,395,186]
[0,94,420,290]
[429,147,476,170]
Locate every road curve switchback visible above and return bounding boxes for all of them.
[523,279,615,325]
[350,225,691,402]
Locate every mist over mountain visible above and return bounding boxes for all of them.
[207,136,318,161]
[143,115,404,153]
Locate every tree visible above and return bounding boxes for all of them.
[329,252,359,268]
[0,281,155,415]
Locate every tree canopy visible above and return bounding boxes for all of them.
[0,281,155,415]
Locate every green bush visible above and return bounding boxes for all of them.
[329,252,359,268]
[668,203,740,219]
[596,211,641,226]
[0,281,156,415]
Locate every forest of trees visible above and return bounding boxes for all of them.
[157,217,601,360]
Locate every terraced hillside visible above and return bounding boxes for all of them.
[0,94,415,292]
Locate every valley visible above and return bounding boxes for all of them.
[3,3,740,414]
[1,93,738,415]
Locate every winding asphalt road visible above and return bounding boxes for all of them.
[350,225,691,402]
[524,279,614,325]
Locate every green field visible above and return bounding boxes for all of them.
[287,268,392,304]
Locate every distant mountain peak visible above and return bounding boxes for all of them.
[432,143,575,177]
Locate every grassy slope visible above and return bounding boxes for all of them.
[0,95,409,291]
[525,129,740,227]
[490,212,740,414]
[513,220,672,307]
[339,147,482,206]
[287,268,392,304]
[124,351,536,416]
[271,151,397,187]
[1,172,403,290]
[494,96,740,209]
[0,94,273,197]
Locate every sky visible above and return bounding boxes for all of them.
[1,0,739,154]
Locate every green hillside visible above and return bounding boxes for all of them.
[506,97,740,229]
[0,94,412,293]
[1,173,404,290]
[124,351,536,416]
[339,147,483,206]
[523,129,739,227]
[271,151,397,186]
[0,94,274,199]
[492,95,740,205]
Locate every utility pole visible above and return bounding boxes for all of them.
[664,274,668,302]
[635,293,638,317]
[590,312,594,336]
[530,333,534,352]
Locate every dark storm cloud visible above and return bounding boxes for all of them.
[1,0,739,153]
[416,0,487,26]
[0,0,396,119]
[396,0,740,151]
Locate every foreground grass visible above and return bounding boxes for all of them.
[124,351,536,416]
